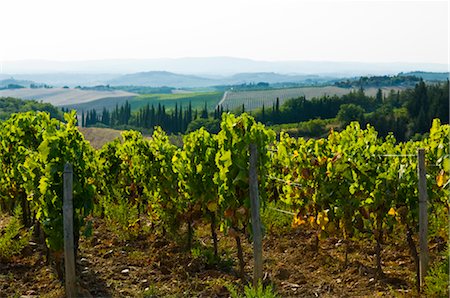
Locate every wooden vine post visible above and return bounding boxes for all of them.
[249,143,263,286]
[63,163,76,298]
[417,149,429,290]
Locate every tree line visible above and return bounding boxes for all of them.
[79,101,226,134]
[253,80,449,141]
[73,80,449,141]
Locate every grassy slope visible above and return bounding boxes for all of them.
[78,127,123,149]
[63,91,224,112]
[79,127,155,149]
[0,88,137,106]
[131,91,223,111]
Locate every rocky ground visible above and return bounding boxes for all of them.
[1,213,437,298]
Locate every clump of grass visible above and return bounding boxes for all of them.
[261,202,293,233]
[0,208,32,261]
[226,281,280,298]
[141,284,159,298]
[424,248,449,297]
[102,197,141,241]
[191,245,233,271]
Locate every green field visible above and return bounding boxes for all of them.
[62,91,223,112]
[131,92,223,111]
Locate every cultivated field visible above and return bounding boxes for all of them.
[64,91,224,112]
[0,88,137,106]
[219,86,404,111]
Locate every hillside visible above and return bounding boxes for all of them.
[107,71,216,88]
[0,88,137,106]
[399,71,449,81]
[0,78,37,88]
[78,127,123,149]
[219,86,403,111]
[63,91,224,112]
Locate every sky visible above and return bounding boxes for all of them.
[0,0,448,64]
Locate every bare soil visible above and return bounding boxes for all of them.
[1,217,438,297]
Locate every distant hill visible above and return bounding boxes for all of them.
[225,72,335,85]
[0,73,118,87]
[107,71,216,88]
[399,71,449,81]
[0,87,137,106]
[3,57,448,75]
[106,71,337,88]
[0,78,36,88]
[334,75,422,88]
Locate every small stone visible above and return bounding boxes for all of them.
[103,249,113,258]
[121,269,130,274]
[336,278,342,283]
[80,258,88,264]
[141,279,148,284]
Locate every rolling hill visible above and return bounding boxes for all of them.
[218,86,405,111]
[0,88,137,106]
[107,71,216,88]
[62,91,224,112]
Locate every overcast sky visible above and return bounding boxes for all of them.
[0,0,448,64]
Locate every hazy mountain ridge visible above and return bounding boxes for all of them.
[399,71,449,81]
[0,78,37,88]
[1,57,447,89]
[107,71,216,88]
[3,57,447,76]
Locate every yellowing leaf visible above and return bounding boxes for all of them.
[388,207,396,216]
[292,214,306,228]
[293,150,299,158]
[436,171,446,187]
[317,211,329,228]
[196,164,203,174]
[207,201,218,212]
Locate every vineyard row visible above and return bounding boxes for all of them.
[0,111,448,290]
